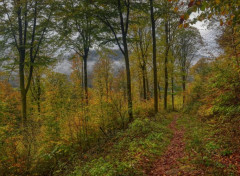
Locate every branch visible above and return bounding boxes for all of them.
[23,1,28,47]
[25,4,52,93]
[125,0,130,34]
[96,13,125,55]
[3,1,19,51]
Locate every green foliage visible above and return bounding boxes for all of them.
[187,56,240,151]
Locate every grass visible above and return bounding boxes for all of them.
[67,113,173,176]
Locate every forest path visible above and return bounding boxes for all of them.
[148,115,199,176]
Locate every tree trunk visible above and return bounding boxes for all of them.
[164,22,169,110]
[146,68,150,99]
[170,51,174,111]
[83,55,88,104]
[117,0,133,122]
[150,0,158,113]
[182,74,186,106]
[30,70,42,115]
[158,82,161,100]
[123,43,133,122]
[142,66,147,100]
[21,90,27,126]
[19,53,27,127]
[82,57,84,88]
[171,75,174,111]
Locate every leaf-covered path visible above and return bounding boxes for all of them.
[148,115,200,176]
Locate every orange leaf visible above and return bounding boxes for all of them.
[196,0,201,6]
[184,23,189,28]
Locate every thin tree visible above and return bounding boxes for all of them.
[130,14,151,100]
[95,0,133,122]
[58,0,97,104]
[175,27,202,106]
[0,0,54,127]
[150,0,158,113]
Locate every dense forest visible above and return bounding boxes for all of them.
[0,0,239,175]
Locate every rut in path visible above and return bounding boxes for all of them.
[148,115,187,176]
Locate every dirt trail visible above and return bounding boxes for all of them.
[148,115,188,176]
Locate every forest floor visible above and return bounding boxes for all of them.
[146,113,240,176]
[148,115,203,176]
[69,113,240,176]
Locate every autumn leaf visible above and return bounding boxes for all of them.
[188,1,194,8]
[227,20,232,26]
[184,14,190,20]
[184,23,189,28]
[178,23,183,28]
[196,0,201,6]
[216,0,220,5]
[174,7,178,12]
[220,19,224,26]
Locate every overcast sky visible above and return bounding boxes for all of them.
[190,12,223,60]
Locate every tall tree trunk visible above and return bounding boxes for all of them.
[18,3,27,126]
[37,74,41,114]
[170,51,174,111]
[123,43,133,122]
[158,82,161,100]
[82,57,84,89]
[164,22,169,110]
[146,67,150,99]
[171,75,174,111]
[19,54,27,127]
[142,66,147,100]
[150,0,158,113]
[117,0,133,122]
[21,90,27,126]
[83,54,88,104]
[182,74,186,107]
[34,72,41,114]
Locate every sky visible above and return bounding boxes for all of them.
[190,12,223,60]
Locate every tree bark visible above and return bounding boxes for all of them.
[19,53,27,127]
[36,73,41,114]
[150,0,158,113]
[83,54,88,104]
[142,66,147,100]
[146,70,150,99]
[164,21,169,110]
[171,75,174,111]
[158,82,161,100]
[182,74,186,106]
[123,42,133,122]
[117,0,133,122]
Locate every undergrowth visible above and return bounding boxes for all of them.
[177,114,238,176]
[68,114,173,176]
